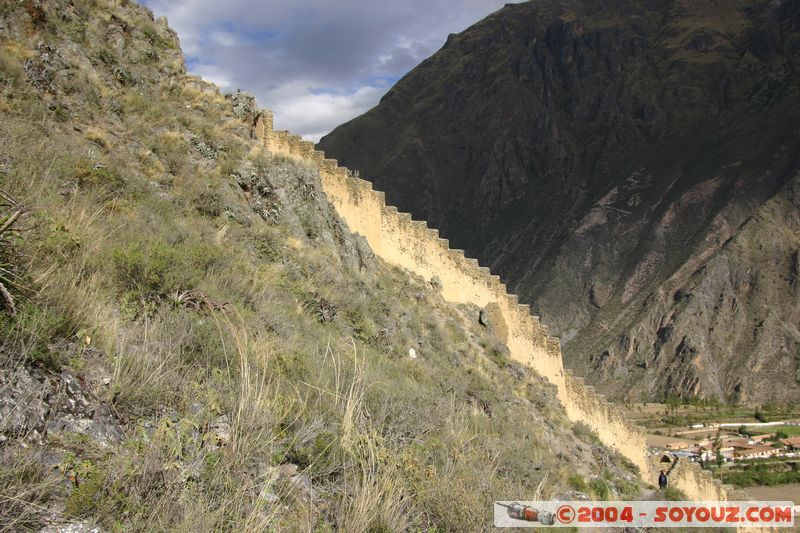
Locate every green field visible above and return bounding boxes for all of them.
[709,462,800,488]
[746,425,800,436]
[622,402,800,430]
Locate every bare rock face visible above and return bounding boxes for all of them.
[0,366,50,443]
[0,364,123,447]
[319,0,800,404]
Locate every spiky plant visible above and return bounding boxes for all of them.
[0,189,25,315]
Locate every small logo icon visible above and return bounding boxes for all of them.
[557,504,575,524]
[496,502,555,525]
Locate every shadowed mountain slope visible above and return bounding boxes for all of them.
[319,0,800,404]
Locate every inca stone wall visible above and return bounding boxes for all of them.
[254,110,733,503]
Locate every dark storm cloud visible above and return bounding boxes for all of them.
[143,0,521,140]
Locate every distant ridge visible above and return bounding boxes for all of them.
[318,0,800,405]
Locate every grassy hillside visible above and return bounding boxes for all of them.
[0,1,641,530]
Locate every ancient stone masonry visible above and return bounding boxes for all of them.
[254,111,734,503]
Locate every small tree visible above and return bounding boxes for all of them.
[714,430,724,468]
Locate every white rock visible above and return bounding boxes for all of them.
[408,348,417,360]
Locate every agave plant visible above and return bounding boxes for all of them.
[0,189,25,315]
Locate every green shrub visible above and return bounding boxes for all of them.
[568,474,587,492]
[150,132,189,175]
[662,486,686,500]
[589,477,609,499]
[252,231,283,262]
[118,290,158,321]
[342,301,378,344]
[110,239,222,297]
[274,351,310,382]
[72,158,125,193]
[613,475,640,497]
[193,191,222,217]
[95,47,116,66]
[50,102,70,121]
[485,342,508,369]
[143,26,175,50]
[283,430,338,474]
[572,422,601,444]
[65,469,106,517]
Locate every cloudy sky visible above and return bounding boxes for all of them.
[142,0,520,141]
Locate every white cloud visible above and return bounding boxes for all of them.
[273,84,385,142]
[141,0,521,138]
[190,63,234,92]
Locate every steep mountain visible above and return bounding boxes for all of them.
[0,0,641,530]
[319,0,800,405]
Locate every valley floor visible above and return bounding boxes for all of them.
[624,402,800,496]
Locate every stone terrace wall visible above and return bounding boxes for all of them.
[564,371,647,468]
[661,456,730,501]
[254,110,736,502]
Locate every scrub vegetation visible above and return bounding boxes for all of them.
[0,1,641,531]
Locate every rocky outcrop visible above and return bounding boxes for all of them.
[0,359,123,447]
[318,0,800,404]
